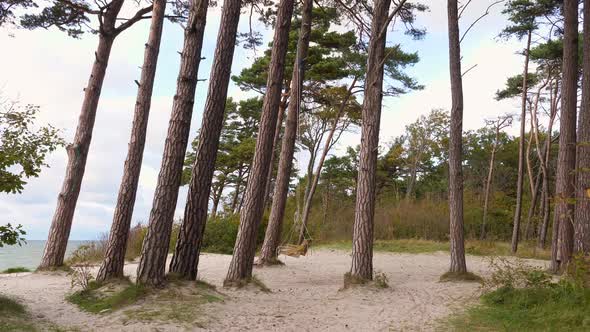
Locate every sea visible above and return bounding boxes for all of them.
[0,240,88,271]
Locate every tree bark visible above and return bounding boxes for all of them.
[258,0,313,265]
[349,0,392,281]
[480,124,499,240]
[225,0,295,283]
[298,78,357,245]
[511,29,532,254]
[135,0,209,286]
[168,0,242,280]
[446,0,467,274]
[38,1,126,269]
[537,80,558,249]
[263,95,289,209]
[574,0,590,255]
[551,0,578,272]
[96,0,167,282]
[210,176,225,220]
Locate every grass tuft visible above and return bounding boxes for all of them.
[66,280,147,314]
[2,267,31,274]
[440,271,483,283]
[342,271,390,290]
[223,275,271,293]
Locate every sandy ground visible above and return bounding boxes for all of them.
[0,249,548,331]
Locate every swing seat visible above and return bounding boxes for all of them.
[277,239,311,258]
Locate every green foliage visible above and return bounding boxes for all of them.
[20,1,92,38]
[0,0,37,28]
[499,0,560,39]
[0,99,64,194]
[2,267,31,274]
[0,223,26,248]
[495,73,540,100]
[67,281,146,314]
[201,214,267,254]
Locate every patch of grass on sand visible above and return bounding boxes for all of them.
[321,239,551,260]
[223,275,271,293]
[449,284,590,331]
[66,280,146,314]
[342,271,389,290]
[440,271,483,283]
[0,295,37,331]
[123,280,223,327]
[2,267,31,274]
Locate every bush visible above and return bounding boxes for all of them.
[2,267,31,274]
[201,214,268,254]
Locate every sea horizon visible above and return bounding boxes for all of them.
[0,240,89,271]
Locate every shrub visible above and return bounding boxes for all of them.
[201,214,268,254]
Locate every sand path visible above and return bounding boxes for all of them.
[0,250,547,331]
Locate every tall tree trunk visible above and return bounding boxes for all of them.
[263,95,289,208]
[231,165,244,213]
[225,0,295,283]
[349,0,392,282]
[135,0,209,286]
[538,80,558,249]
[298,78,356,245]
[511,29,532,254]
[447,0,467,274]
[574,0,590,255]
[169,0,242,280]
[480,127,499,240]
[524,169,542,240]
[551,0,578,272]
[38,1,126,269]
[96,0,167,282]
[258,0,313,265]
[210,176,225,220]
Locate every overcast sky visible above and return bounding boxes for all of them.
[0,0,529,240]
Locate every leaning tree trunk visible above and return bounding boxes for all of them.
[446,0,467,274]
[169,0,242,280]
[258,0,313,265]
[298,78,357,245]
[210,176,225,220]
[263,95,289,209]
[135,0,209,286]
[480,129,498,240]
[511,29,532,254]
[574,0,590,255]
[551,0,578,272]
[349,0,392,282]
[38,1,126,269]
[97,0,167,282]
[225,0,295,283]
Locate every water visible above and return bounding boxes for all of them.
[0,240,88,271]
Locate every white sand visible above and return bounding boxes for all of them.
[0,250,547,331]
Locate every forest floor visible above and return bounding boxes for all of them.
[0,249,548,331]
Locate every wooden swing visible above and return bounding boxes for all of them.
[275,53,313,259]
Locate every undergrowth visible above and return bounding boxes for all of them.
[449,255,590,331]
